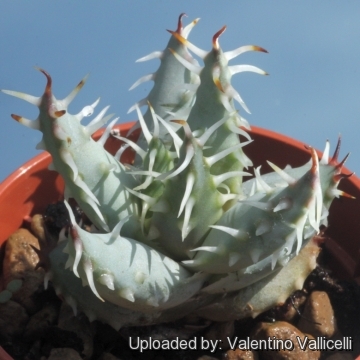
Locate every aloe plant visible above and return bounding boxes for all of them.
[1,14,351,330]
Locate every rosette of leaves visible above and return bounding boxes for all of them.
[1,14,351,329]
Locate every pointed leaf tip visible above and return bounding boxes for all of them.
[330,135,342,164]
[11,114,22,122]
[308,147,319,176]
[336,152,350,171]
[334,172,354,182]
[212,26,226,50]
[10,114,40,129]
[1,89,41,106]
[75,74,89,91]
[176,13,188,33]
[34,67,52,96]
[253,45,268,53]
[62,74,90,107]
[334,189,356,199]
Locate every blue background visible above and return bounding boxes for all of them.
[1,1,360,182]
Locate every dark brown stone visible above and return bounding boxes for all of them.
[0,300,29,340]
[297,291,336,338]
[47,347,83,360]
[251,321,320,359]
[2,228,45,313]
[224,348,258,359]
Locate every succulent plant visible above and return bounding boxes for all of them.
[1,14,351,330]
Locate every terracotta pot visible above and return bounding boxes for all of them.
[0,122,359,359]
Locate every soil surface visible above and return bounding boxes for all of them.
[0,202,359,360]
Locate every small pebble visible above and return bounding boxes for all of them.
[47,347,83,360]
[297,291,336,338]
[58,302,95,360]
[98,353,122,360]
[0,289,12,303]
[3,228,42,283]
[2,228,45,313]
[251,321,320,360]
[325,353,353,360]
[26,340,42,360]
[279,292,307,323]
[6,279,23,293]
[0,300,29,340]
[224,348,258,359]
[24,303,59,341]
[204,321,234,350]
[31,214,46,243]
